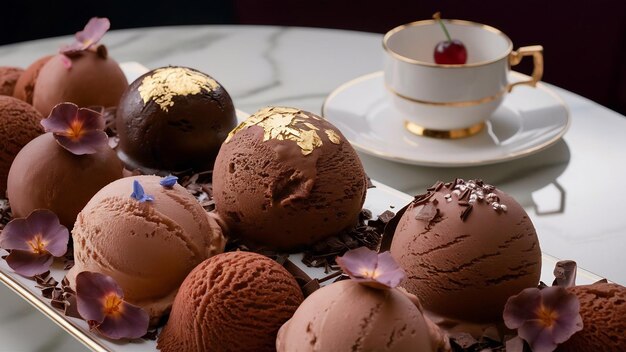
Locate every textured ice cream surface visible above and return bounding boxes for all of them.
[6,133,122,227]
[0,96,43,196]
[213,106,368,250]
[67,175,224,325]
[277,279,442,352]
[0,67,24,96]
[116,66,237,173]
[390,180,541,323]
[158,251,303,352]
[557,283,626,351]
[32,50,127,117]
[13,55,51,104]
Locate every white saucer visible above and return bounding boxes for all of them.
[322,71,570,167]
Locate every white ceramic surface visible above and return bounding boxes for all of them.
[324,71,569,166]
[383,20,541,130]
[0,180,601,352]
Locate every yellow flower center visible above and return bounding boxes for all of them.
[27,235,47,254]
[103,293,124,317]
[66,119,84,140]
[536,304,558,328]
[360,267,381,279]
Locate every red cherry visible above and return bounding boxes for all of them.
[434,39,467,65]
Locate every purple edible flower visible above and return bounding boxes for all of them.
[75,271,149,339]
[159,175,178,188]
[41,103,108,155]
[336,247,405,289]
[60,17,110,55]
[0,210,69,277]
[503,286,583,352]
[130,180,154,203]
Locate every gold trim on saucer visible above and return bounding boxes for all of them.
[0,270,110,352]
[404,120,484,139]
[321,71,571,167]
[383,19,514,68]
[386,83,506,107]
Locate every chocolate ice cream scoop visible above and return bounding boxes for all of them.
[13,55,52,104]
[390,179,542,323]
[116,66,237,174]
[0,67,24,96]
[158,251,303,352]
[32,49,128,117]
[0,96,43,196]
[277,279,445,352]
[213,106,368,250]
[67,175,225,325]
[558,282,626,351]
[6,133,122,227]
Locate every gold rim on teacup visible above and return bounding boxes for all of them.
[383,19,513,68]
[404,120,485,139]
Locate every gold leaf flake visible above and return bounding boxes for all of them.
[225,106,326,155]
[138,67,219,112]
[325,129,341,144]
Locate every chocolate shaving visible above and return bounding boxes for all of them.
[552,260,577,287]
[51,299,66,311]
[366,176,375,189]
[415,202,438,222]
[412,191,434,206]
[379,202,410,252]
[460,204,473,221]
[142,329,159,341]
[450,332,478,349]
[301,209,389,269]
[282,258,320,297]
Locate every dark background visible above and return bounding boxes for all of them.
[2,1,626,114]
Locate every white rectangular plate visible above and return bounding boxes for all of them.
[0,180,603,352]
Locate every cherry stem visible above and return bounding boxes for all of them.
[433,12,452,42]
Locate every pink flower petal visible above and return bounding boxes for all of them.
[518,320,558,352]
[55,130,108,155]
[336,246,378,278]
[96,301,149,340]
[336,247,405,289]
[25,210,69,257]
[76,106,105,131]
[0,218,33,251]
[6,251,53,277]
[503,287,542,329]
[41,103,79,133]
[76,272,124,323]
[75,18,110,48]
[374,251,405,288]
[41,103,108,155]
[60,55,73,69]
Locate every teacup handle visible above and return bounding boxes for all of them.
[507,45,544,92]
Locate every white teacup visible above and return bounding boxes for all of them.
[383,19,543,138]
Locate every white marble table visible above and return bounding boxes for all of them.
[1,25,625,351]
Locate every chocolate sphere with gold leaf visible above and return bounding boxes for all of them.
[116,66,237,173]
[212,106,368,250]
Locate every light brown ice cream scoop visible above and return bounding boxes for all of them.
[277,279,447,352]
[66,175,224,325]
[213,106,368,250]
[0,67,24,96]
[557,282,626,351]
[0,96,42,196]
[158,251,303,352]
[390,179,542,323]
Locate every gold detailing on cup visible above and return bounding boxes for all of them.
[404,120,485,139]
[386,83,506,107]
[508,45,544,91]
